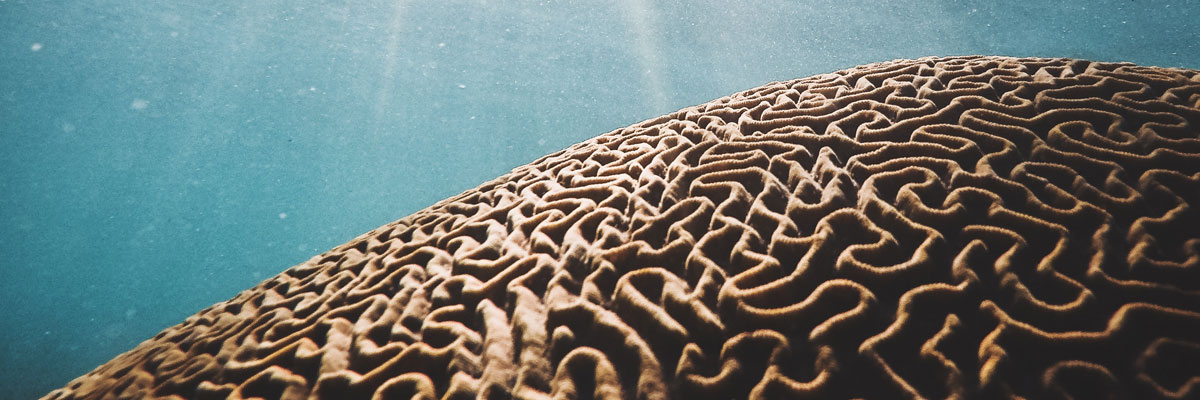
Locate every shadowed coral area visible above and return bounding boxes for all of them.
[46,56,1200,399]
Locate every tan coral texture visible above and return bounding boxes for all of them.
[47,56,1200,399]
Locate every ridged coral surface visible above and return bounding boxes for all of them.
[48,56,1200,399]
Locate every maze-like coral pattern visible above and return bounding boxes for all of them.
[47,56,1200,399]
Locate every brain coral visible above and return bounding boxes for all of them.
[47,56,1200,399]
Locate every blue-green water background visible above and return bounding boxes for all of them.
[1,0,1197,398]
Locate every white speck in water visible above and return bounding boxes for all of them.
[469,116,476,120]
[457,84,466,89]
[31,42,42,51]
[278,212,288,219]
[62,122,75,133]
[309,86,317,92]
[170,31,178,37]
[130,99,149,110]
[438,42,446,48]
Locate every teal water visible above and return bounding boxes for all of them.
[1,1,1196,398]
